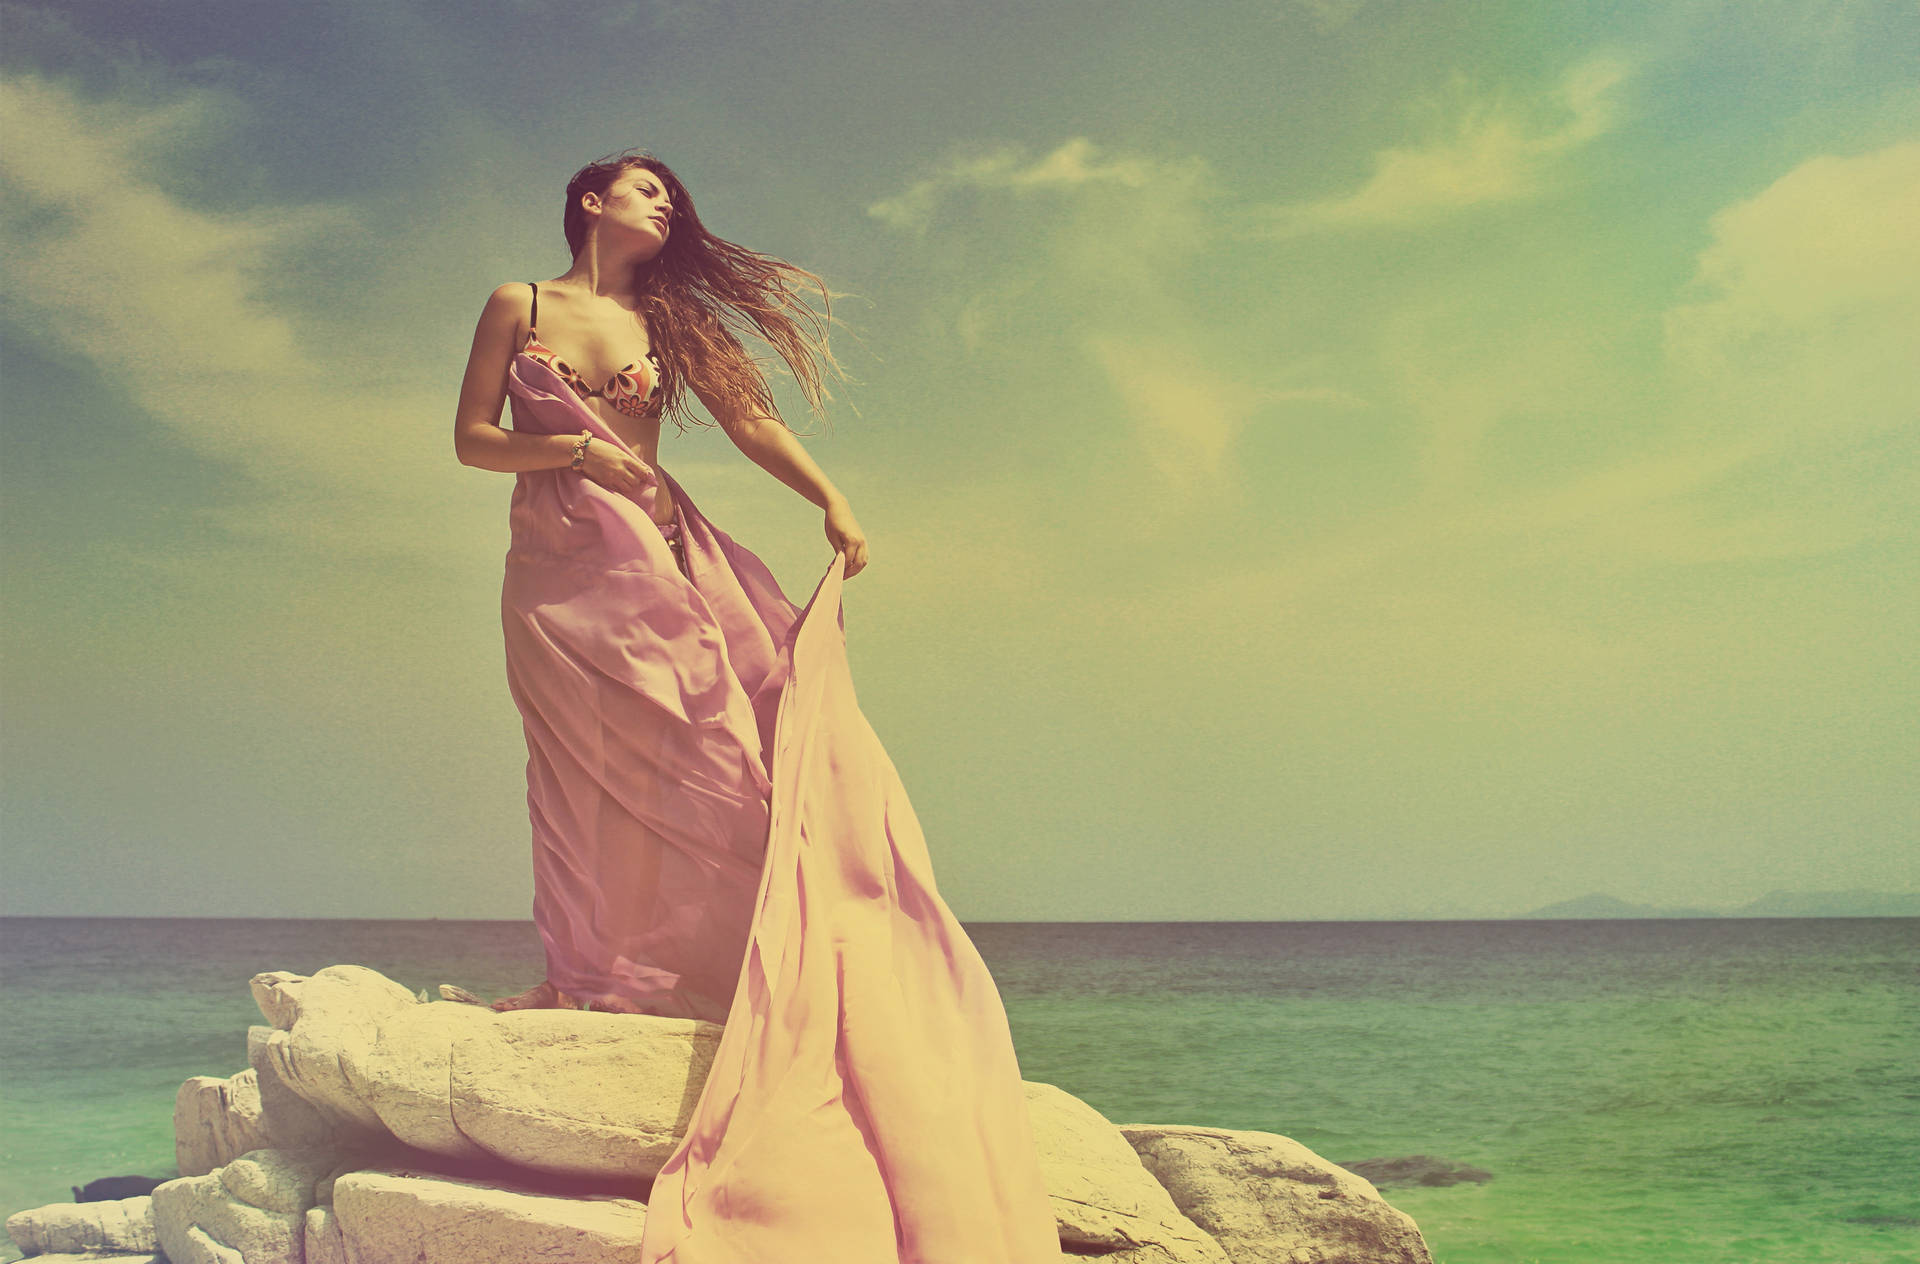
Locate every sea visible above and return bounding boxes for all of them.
[1,916,1914,1264]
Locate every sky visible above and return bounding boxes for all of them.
[1,0,1915,921]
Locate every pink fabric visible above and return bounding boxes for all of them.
[502,354,1064,1260]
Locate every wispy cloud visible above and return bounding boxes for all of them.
[0,74,337,394]
[1249,54,1630,238]
[0,74,351,485]
[1087,335,1369,494]
[866,137,1206,234]
[869,133,1361,500]
[0,71,511,558]
[1294,139,1920,600]
[1085,334,1264,492]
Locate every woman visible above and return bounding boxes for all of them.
[452,150,1063,1260]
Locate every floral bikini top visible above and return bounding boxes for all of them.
[521,282,662,420]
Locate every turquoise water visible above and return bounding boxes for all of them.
[2,916,1915,1262]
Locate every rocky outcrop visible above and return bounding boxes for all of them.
[5,965,1438,1263]
[1026,1084,1230,1263]
[320,1169,649,1263]
[4,1256,165,1264]
[148,1148,333,1264]
[233,966,724,1180]
[3,1195,158,1257]
[1122,1126,1434,1263]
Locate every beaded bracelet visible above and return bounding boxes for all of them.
[569,430,593,469]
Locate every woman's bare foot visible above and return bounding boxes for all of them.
[478,980,663,1014]
[488,980,588,1012]
[588,995,655,1015]
[487,981,550,1011]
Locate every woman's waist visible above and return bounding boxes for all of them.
[506,486,680,552]
[506,399,664,455]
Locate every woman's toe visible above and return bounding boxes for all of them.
[489,982,551,1012]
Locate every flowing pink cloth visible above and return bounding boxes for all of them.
[501,353,1064,1261]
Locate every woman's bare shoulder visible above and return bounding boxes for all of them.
[474,281,537,337]
[483,280,537,309]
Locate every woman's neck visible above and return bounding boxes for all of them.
[557,242,645,303]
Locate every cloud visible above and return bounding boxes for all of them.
[0,73,354,485]
[1340,140,1920,590]
[0,71,513,558]
[1086,335,1369,494]
[867,137,1204,234]
[1251,54,1629,237]
[1638,138,1920,562]
[1085,335,1262,492]
[868,133,1360,500]
[1662,139,1920,375]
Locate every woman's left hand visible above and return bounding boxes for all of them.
[825,498,869,578]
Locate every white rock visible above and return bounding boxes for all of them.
[173,1222,245,1264]
[150,1150,317,1264]
[217,1148,340,1215]
[355,998,500,1156]
[332,1168,649,1262]
[249,968,418,1137]
[245,1025,389,1154]
[4,1244,167,1252]
[448,1009,716,1176]
[2,1194,157,1255]
[175,1068,272,1178]
[243,966,728,1178]
[185,965,1433,1264]
[1119,1125,1435,1264]
[304,1204,346,1264]
[177,1053,382,1178]
[1025,1082,1229,1264]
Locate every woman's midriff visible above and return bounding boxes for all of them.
[595,405,675,530]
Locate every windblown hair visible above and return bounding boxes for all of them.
[563,148,838,435]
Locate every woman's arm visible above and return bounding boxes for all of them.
[693,383,845,510]
[696,383,870,576]
[452,284,580,473]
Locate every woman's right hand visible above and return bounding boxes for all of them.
[576,434,654,496]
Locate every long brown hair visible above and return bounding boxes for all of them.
[563,148,839,435]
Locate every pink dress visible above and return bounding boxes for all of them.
[501,345,1065,1261]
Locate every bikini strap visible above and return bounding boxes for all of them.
[528,281,539,329]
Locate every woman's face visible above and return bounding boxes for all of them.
[597,166,674,255]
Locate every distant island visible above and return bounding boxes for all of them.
[1518,890,1920,919]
